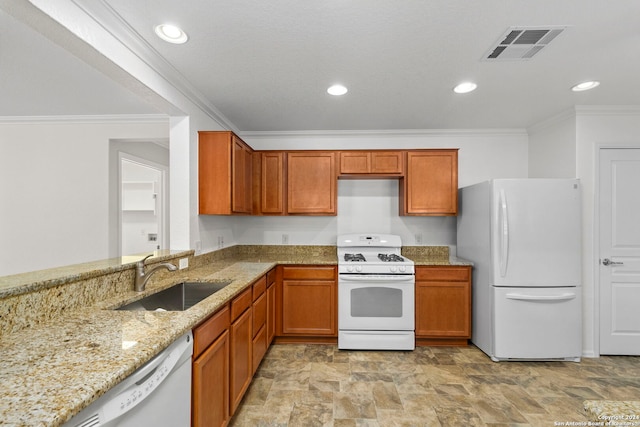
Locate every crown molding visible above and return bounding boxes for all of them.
[17,0,238,132]
[240,128,528,140]
[0,114,169,125]
[574,105,640,116]
[71,0,238,132]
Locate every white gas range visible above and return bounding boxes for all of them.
[337,234,415,350]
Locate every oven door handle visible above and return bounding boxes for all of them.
[339,274,415,282]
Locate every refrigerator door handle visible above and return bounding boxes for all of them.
[505,292,577,301]
[498,189,509,277]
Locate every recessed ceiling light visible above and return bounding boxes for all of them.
[571,81,600,92]
[453,82,477,94]
[154,24,188,44]
[327,84,348,96]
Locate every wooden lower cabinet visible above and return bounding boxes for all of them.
[415,266,472,346]
[193,306,230,427]
[193,272,278,426]
[277,266,337,341]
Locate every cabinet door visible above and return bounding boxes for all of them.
[287,152,336,214]
[198,131,232,214]
[402,150,458,215]
[339,151,403,175]
[370,151,403,174]
[229,307,252,415]
[252,324,267,375]
[415,266,471,344]
[258,152,285,214]
[415,281,470,337]
[193,330,229,427]
[339,152,370,174]
[266,279,276,345]
[232,135,252,214]
[282,279,336,335]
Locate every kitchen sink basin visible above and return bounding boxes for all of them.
[116,281,232,311]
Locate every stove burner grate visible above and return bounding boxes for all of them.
[377,253,405,262]
[344,253,366,262]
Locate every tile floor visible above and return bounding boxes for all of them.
[229,344,640,427]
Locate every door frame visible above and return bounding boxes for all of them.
[117,152,169,257]
[594,145,640,356]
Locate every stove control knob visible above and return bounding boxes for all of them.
[356,265,363,272]
[399,265,406,273]
[390,266,397,273]
[347,265,354,272]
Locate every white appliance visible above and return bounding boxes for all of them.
[457,179,582,362]
[63,332,193,427]
[337,234,415,350]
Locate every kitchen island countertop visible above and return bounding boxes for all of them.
[0,245,469,427]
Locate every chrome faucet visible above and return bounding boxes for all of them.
[134,254,177,292]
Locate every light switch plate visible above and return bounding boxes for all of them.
[179,258,189,269]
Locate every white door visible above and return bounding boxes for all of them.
[599,148,640,355]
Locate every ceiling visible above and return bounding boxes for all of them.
[2,0,639,131]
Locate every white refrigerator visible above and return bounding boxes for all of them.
[457,179,582,361]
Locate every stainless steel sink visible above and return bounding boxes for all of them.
[116,281,231,311]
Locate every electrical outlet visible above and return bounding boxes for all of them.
[217,236,224,249]
[179,258,189,269]
[415,233,423,244]
[282,234,289,244]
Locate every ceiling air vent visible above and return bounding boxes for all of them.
[484,26,566,61]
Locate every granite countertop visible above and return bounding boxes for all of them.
[0,245,469,427]
[584,400,640,423]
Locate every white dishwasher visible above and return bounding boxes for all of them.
[64,331,193,427]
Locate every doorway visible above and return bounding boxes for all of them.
[119,153,168,256]
[598,147,640,354]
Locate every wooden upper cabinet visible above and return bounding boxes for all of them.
[287,152,336,215]
[339,151,404,176]
[253,151,285,215]
[198,131,253,215]
[400,149,458,216]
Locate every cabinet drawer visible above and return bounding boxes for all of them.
[193,305,230,358]
[252,276,266,300]
[252,292,267,337]
[231,287,252,322]
[416,266,470,282]
[282,266,335,280]
[266,268,276,287]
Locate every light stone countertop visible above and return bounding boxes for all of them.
[584,400,640,423]
[0,246,470,427]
